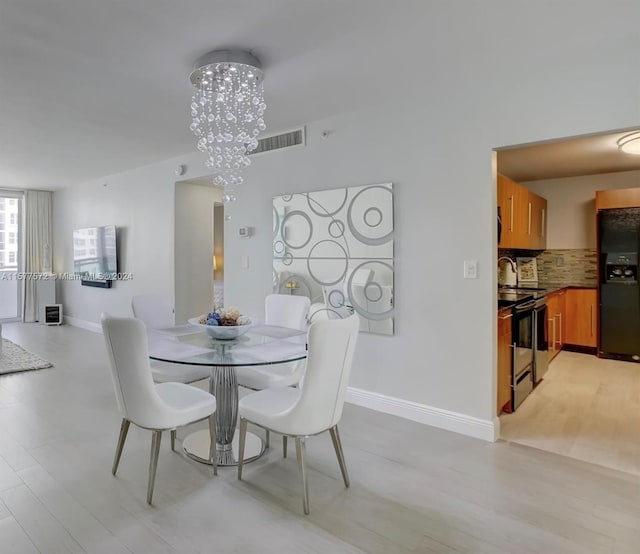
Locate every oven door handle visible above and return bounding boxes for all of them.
[514,300,536,312]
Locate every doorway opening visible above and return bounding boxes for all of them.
[213,203,224,309]
[174,178,224,323]
[494,127,640,475]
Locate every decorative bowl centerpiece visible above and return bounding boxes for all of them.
[188,307,253,340]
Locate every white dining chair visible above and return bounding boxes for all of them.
[237,314,359,514]
[235,294,310,448]
[265,293,310,329]
[101,313,218,504]
[131,294,211,385]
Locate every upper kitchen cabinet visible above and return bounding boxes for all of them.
[595,187,640,210]
[497,174,513,247]
[528,192,547,250]
[498,174,547,250]
[498,174,525,248]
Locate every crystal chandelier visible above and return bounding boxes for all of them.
[189,50,266,201]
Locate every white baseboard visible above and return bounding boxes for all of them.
[64,316,102,334]
[346,387,498,442]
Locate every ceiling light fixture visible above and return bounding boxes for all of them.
[189,49,266,202]
[617,131,640,155]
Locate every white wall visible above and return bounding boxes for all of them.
[53,158,182,324]
[525,170,640,249]
[53,1,640,437]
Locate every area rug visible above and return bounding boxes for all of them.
[0,339,53,375]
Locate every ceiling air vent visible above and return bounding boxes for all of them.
[250,128,305,155]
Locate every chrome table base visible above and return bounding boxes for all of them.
[183,362,265,466]
[209,364,237,447]
[183,429,265,466]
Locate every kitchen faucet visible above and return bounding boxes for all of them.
[497,256,518,287]
[497,256,516,270]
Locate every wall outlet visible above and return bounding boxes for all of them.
[464,260,478,279]
[555,256,564,267]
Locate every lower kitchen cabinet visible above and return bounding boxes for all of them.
[497,308,513,414]
[564,288,598,348]
[546,289,566,361]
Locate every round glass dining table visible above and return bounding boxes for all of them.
[148,323,307,466]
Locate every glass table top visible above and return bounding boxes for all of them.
[148,323,307,367]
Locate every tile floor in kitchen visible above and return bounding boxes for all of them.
[501,350,640,476]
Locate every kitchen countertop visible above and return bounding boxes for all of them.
[498,283,597,308]
[497,290,537,308]
[538,282,597,292]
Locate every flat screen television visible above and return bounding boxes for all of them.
[73,225,117,283]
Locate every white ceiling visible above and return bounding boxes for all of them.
[0,0,428,190]
[4,2,638,191]
[497,128,640,182]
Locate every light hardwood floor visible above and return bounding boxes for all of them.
[1,323,640,553]
[501,351,640,476]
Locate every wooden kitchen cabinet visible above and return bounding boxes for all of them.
[497,174,547,250]
[528,193,547,250]
[557,289,566,350]
[498,175,519,248]
[497,308,513,414]
[595,187,640,210]
[546,294,556,360]
[564,288,597,348]
[546,289,566,361]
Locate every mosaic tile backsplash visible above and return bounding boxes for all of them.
[499,249,598,286]
[536,249,597,286]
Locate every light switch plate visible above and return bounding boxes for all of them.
[463,260,478,279]
[241,255,249,269]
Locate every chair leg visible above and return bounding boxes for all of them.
[295,437,310,515]
[237,418,247,480]
[147,430,162,505]
[329,425,351,488]
[112,419,130,476]
[265,429,270,449]
[329,425,350,488]
[283,435,288,458]
[170,430,176,452]
[208,413,218,476]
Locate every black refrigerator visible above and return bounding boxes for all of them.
[599,208,640,362]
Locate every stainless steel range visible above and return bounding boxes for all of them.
[511,299,535,409]
[499,287,550,411]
